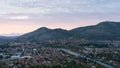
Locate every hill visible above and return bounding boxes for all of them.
[12,21,120,43]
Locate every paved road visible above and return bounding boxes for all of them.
[61,48,115,68]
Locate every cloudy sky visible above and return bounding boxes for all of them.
[0,0,120,36]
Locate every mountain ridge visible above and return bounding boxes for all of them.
[15,21,120,42]
[1,21,120,43]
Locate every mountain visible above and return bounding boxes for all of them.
[0,36,7,39]
[70,21,120,40]
[16,21,120,42]
[17,27,71,42]
[0,36,16,44]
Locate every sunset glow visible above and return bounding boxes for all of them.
[0,0,120,36]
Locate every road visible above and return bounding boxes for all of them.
[61,48,115,68]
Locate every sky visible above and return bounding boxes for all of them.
[0,0,120,36]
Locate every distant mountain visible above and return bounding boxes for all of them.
[0,36,7,39]
[15,21,120,42]
[0,36,16,44]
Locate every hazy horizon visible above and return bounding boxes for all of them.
[0,0,120,36]
[0,23,98,36]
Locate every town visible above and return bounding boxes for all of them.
[0,42,119,68]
